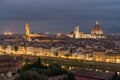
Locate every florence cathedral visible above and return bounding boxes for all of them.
[67,21,105,39]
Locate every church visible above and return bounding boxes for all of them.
[67,21,105,39]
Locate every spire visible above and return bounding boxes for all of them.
[96,20,99,25]
[26,21,29,25]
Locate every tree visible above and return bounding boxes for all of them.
[64,53,70,60]
[47,67,68,77]
[110,72,120,80]
[69,48,73,56]
[24,42,27,51]
[63,77,67,80]
[49,63,61,69]
[14,46,18,53]
[20,63,32,72]
[32,57,46,69]
[35,57,42,65]
[46,63,68,77]
[14,70,47,80]
[25,58,31,64]
[67,72,76,80]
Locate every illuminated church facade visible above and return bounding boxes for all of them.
[67,21,105,39]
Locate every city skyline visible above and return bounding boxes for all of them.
[0,0,120,33]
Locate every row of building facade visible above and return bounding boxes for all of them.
[0,44,120,63]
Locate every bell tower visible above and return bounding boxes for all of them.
[74,25,80,38]
[25,21,30,36]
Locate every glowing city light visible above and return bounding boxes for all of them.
[4,32,12,35]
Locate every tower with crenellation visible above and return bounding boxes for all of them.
[25,21,30,37]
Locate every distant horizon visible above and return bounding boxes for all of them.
[2,21,120,35]
[1,20,120,34]
[0,0,120,33]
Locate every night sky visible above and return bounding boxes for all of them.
[0,0,120,34]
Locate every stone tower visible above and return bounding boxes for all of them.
[25,21,30,36]
[74,25,80,38]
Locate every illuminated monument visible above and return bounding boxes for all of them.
[91,20,103,35]
[25,21,30,36]
[25,21,45,39]
[67,21,105,39]
[74,25,80,38]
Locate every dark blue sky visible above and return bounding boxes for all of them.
[0,0,120,34]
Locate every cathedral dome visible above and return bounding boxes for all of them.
[91,21,103,35]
